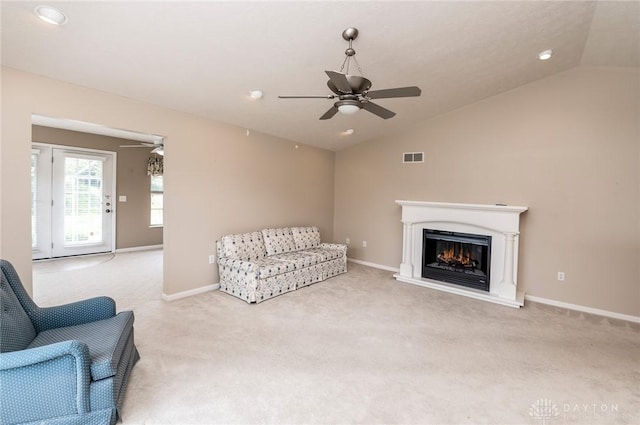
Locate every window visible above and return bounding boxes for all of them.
[150,175,163,226]
[63,158,104,243]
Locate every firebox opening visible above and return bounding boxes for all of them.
[422,229,491,291]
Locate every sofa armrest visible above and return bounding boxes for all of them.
[218,257,257,273]
[32,296,116,332]
[0,340,92,423]
[319,243,347,254]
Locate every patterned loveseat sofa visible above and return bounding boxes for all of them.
[217,226,347,303]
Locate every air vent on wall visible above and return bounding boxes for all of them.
[403,152,424,163]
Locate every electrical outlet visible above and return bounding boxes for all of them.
[557,272,565,281]
[209,254,216,264]
[346,238,350,245]
[362,240,367,248]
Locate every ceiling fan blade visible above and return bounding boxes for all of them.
[319,106,339,120]
[278,95,335,99]
[120,141,161,148]
[367,86,422,99]
[362,101,396,119]
[325,71,352,94]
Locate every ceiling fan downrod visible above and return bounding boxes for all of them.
[340,27,363,76]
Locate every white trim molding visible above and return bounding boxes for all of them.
[345,259,639,323]
[116,244,163,253]
[162,283,219,302]
[347,258,640,323]
[525,295,640,324]
[348,258,399,273]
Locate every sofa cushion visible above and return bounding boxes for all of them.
[261,228,297,256]
[300,247,344,262]
[220,231,266,261]
[1,269,36,352]
[28,311,135,381]
[291,227,321,250]
[253,258,297,279]
[271,251,323,269]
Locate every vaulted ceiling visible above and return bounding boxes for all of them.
[2,1,638,151]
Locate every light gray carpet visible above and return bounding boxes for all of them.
[33,250,639,425]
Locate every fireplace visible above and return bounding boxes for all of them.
[422,229,491,291]
[395,200,528,308]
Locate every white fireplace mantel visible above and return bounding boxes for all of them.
[394,200,528,308]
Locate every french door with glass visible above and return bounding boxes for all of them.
[32,144,115,259]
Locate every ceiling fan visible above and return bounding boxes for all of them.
[279,27,421,120]
[120,139,164,155]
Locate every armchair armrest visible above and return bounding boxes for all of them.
[0,341,92,423]
[32,296,116,332]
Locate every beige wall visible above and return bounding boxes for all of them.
[1,67,335,296]
[3,66,637,316]
[334,67,639,316]
[31,126,164,250]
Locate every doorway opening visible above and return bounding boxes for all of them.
[30,114,165,260]
[32,144,116,259]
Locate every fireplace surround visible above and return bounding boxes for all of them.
[394,200,528,308]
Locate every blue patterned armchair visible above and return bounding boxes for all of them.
[0,260,140,425]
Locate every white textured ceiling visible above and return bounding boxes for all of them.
[2,1,639,151]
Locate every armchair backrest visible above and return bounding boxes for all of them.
[0,260,37,352]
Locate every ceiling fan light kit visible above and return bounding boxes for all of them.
[279,27,421,121]
[337,100,361,115]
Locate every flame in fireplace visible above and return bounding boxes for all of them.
[437,244,476,268]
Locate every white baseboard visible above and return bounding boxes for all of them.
[116,244,163,253]
[348,258,639,322]
[162,283,219,302]
[525,294,640,324]
[347,258,400,273]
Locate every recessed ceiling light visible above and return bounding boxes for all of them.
[249,90,263,99]
[538,49,553,61]
[343,129,355,135]
[34,5,68,25]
